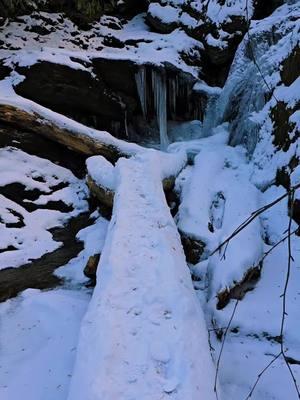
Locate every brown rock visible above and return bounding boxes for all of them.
[180,232,205,265]
[84,254,100,280]
[217,265,262,309]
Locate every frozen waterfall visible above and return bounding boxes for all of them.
[135,67,169,150]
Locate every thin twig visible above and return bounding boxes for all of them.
[210,183,300,257]
[214,300,239,399]
[261,228,298,264]
[280,189,300,398]
[245,353,281,399]
[244,189,300,399]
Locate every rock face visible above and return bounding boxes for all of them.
[0,0,40,19]
[253,0,284,19]
[16,61,124,136]
[0,0,147,24]
[14,59,202,143]
[145,1,249,86]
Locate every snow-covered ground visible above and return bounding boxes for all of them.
[208,232,300,400]
[0,11,200,76]
[0,288,90,400]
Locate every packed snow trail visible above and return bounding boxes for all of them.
[68,152,216,400]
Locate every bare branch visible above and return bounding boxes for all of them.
[210,183,300,257]
[245,353,281,400]
[280,189,300,398]
[244,189,300,399]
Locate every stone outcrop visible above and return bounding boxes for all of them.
[0,0,148,25]
[13,59,202,143]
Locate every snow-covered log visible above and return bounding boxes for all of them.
[85,151,187,209]
[68,152,216,400]
[0,103,130,162]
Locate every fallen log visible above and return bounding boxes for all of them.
[0,102,186,190]
[86,153,182,210]
[0,103,135,162]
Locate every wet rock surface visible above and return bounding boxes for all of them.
[13,59,202,142]
[0,126,96,300]
[0,212,92,302]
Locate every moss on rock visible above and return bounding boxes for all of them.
[271,101,299,152]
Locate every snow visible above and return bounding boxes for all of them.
[168,124,229,160]
[54,210,109,285]
[0,147,88,269]
[86,155,116,191]
[0,288,90,400]
[204,0,254,24]
[193,82,222,96]
[174,130,263,296]
[208,231,300,399]
[0,11,201,77]
[148,3,180,25]
[68,152,216,400]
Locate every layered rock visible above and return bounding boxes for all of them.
[13,59,201,143]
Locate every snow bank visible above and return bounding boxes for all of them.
[68,152,216,400]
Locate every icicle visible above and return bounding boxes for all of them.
[135,66,147,118]
[124,110,129,138]
[168,76,177,118]
[152,69,169,151]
